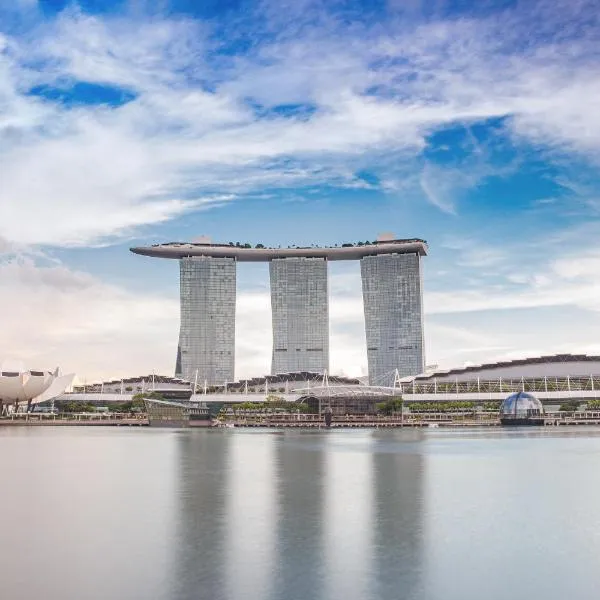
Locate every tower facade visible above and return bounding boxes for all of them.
[361,253,425,386]
[131,236,427,385]
[176,256,236,385]
[270,257,329,375]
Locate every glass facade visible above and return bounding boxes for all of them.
[500,392,544,419]
[270,257,329,375]
[176,257,236,385]
[301,395,379,415]
[146,401,188,427]
[361,253,425,386]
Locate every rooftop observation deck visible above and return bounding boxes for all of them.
[130,237,428,261]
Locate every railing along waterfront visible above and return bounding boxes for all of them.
[217,410,600,427]
[6,411,600,428]
[217,411,502,427]
[1,413,148,425]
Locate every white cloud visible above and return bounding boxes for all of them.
[419,163,462,214]
[5,243,600,382]
[234,278,369,379]
[234,292,272,378]
[1,1,600,379]
[0,1,598,248]
[423,242,600,317]
[234,241,600,377]
[552,253,600,280]
[0,260,367,381]
[0,258,178,378]
[426,281,600,315]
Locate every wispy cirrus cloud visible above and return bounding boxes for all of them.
[2,0,600,379]
[0,0,598,247]
[425,245,600,315]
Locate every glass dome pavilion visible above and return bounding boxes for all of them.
[500,391,545,425]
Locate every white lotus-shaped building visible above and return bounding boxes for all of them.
[0,360,75,411]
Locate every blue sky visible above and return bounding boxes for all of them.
[1,0,600,381]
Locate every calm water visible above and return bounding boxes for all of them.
[2,427,600,600]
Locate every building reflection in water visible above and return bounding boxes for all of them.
[224,432,278,600]
[273,432,327,600]
[173,431,232,600]
[323,433,374,600]
[370,429,426,600]
[172,430,424,600]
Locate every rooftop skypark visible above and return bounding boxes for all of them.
[154,237,426,249]
[131,235,427,261]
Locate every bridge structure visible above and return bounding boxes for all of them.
[399,375,600,403]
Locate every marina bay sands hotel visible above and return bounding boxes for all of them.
[130,234,427,387]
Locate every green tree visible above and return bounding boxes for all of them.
[266,394,284,403]
[130,391,163,412]
[57,401,96,413]
[376,397,404,415]
[483,401,501,411]
[406,401,476,413]
[559,400,580,412]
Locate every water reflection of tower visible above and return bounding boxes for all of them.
[223,433,278,600]
[322,432,375,600]
[173,431,232,600]
[371,430,425,599]
[273,434,327,600]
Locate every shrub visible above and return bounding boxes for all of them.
[559,400,580,412]
[406,401,477,413]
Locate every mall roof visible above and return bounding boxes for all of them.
[72,375,191,391]
[413,354,600,381]
[130,238,427,261]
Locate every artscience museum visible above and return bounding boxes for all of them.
[0,361,75,414]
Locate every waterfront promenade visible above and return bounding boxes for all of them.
[218,411,600,428]
[0,413,148,426]
[5,411,600,427]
